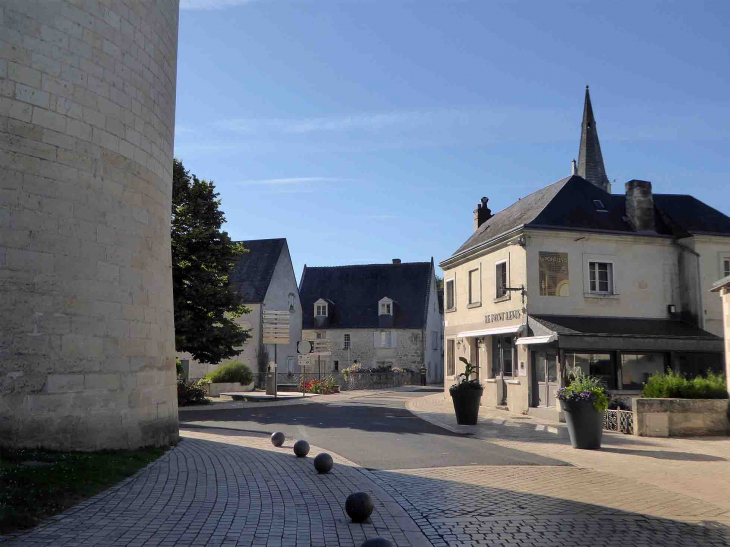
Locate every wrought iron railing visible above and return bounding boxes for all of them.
[604,409,634,434]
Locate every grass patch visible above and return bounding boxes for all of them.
[0,446,167,534]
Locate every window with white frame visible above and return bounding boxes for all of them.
[380,331,392,348]
[468,268,480,305]
[344,333,351,350]
[588,261,614,294]
[286,356,294,374]
[315,303,327,316]
[446,339,455,376]
[380,302,392,315]
[445,279,455,310]
[495,261,507,298]
[723,256,730,278]
[316,332,324,339]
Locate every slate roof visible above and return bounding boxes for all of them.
[530,315,720,340]
[447,175,730,261]
[299,261,433,329]
[653,195,730,236]
[229,238,286,303]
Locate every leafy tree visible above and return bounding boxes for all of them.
[435,275,444,291]
[171,158,250,364]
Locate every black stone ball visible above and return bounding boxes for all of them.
[270,431,285,447]
[345,492,374,523]
[361,539,393,547]
[313,453,333,474]
[293,439,310,457]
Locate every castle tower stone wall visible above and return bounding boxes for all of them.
[0,0,180,450]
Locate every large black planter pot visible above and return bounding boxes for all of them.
[450,388,483,425]
[563,400,604,449]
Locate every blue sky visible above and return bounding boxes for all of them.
[174,0,730,279]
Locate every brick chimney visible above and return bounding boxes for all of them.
[473,197,492,232]
[625,180,655,232]
[392,259,401,264]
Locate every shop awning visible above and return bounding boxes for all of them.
[527,315,723,352]
[457,324,524,338]
[515,334,557,345]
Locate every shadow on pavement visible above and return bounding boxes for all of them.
[8,431,726,547]
[598,447,726,462]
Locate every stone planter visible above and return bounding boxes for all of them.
[563,400,604,449]
[450,387,484,425]
[207,382,254,397]
[633,398,730,437]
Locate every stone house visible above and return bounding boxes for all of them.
[179,238,302,379]
[299,260,444,383]
[440,88,730,420]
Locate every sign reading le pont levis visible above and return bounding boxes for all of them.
[484,309,521,323]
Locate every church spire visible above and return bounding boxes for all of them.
[577,86,611,193]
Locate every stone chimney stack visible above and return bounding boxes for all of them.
[473,197,492,232]
[625,180,656,232]
[392,259,401,264]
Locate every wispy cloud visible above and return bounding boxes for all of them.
[360,214,399,220]
[175,125,194,136]
[180,0,259,10]
[238,177,354,186]
[215,110,476,135]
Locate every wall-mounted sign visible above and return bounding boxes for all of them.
[539,252,569,296]
[485,310,521,323]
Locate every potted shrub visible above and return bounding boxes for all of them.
[557,372,608,449]
[449,357,483,425]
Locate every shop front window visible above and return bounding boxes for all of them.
[675,352,723,379]
[620,353,665,389]
[492,336,514,377]
[564,352,615,389]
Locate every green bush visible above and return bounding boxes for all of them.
[204,361,254,385]
[177,378,209,406]
[642,370,728,399]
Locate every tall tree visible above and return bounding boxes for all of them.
[171,158,250,364]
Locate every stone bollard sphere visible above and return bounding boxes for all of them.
[293,440,310,457]
[271,432,286,447]
[345,492,374,523]
[361,539,393,547]
[313,453,334,474]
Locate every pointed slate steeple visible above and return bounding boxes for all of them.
[577,86,611,193]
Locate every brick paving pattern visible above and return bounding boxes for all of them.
[0,430,428,547]
[392,393,730,546]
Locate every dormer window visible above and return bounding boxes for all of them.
[314,298,328,317]
[378,297,393,316]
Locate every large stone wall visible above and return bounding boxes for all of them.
[0,0,180,450]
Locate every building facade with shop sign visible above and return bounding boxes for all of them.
[440,88,730,420]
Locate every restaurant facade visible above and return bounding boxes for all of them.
[440,89,729,420]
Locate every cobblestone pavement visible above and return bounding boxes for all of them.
[5,389,730,546]
[0,429,429,547]
[393,392,730,546]
[407,393,730,510]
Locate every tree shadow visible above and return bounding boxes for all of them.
[6,432,727,546]
[599,447,726,462]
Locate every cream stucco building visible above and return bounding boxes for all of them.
[440,88,730,420]
[711,275,730,389]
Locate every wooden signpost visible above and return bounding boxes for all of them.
[263,310,290,398]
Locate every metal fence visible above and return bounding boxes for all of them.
[251,371,418,391]
[604,409,634,434]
